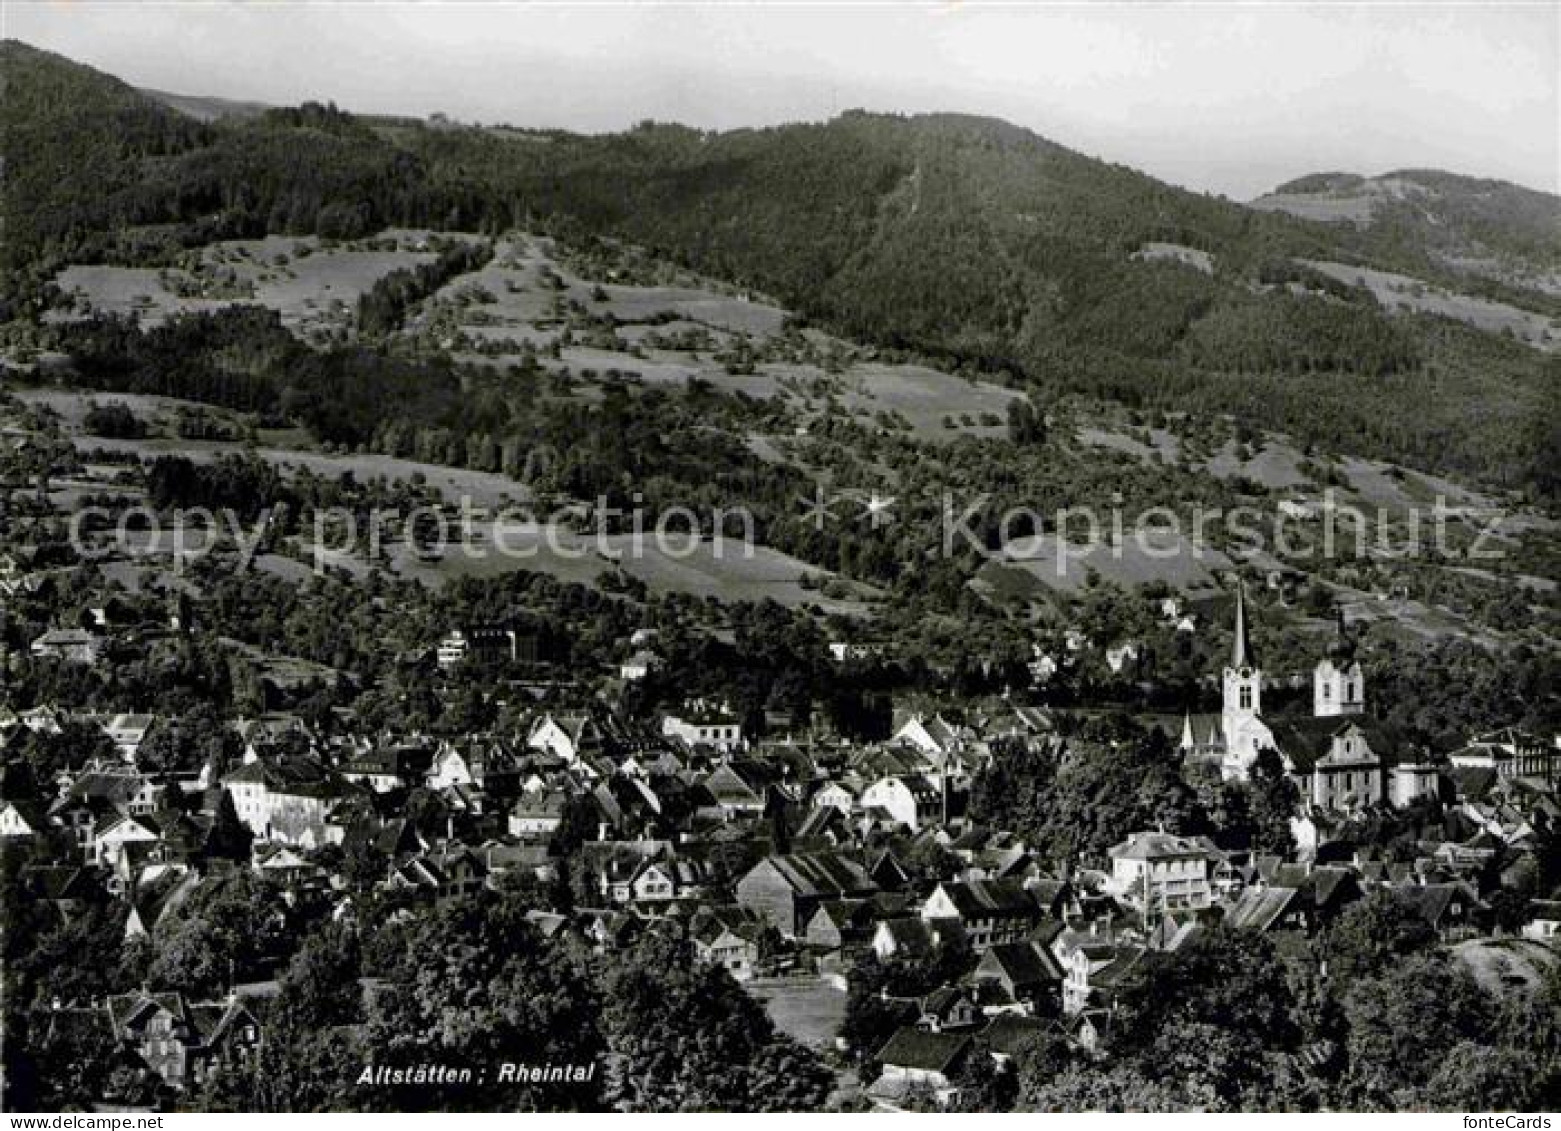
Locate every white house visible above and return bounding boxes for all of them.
[858,775,941,831]
[812,782,855,813]
[0,800,44,839]
[508,792,567,838]
[222,761,351,846]
[528,713,602,764]
[1105,831,1219,914]
[662,708,742,751]
[425,743,475,791]
[893,715,965,761]
[91,813,161,867]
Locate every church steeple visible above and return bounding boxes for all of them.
[1231,582,1255,670]
[1221,581,1266,780]
[1324,607,1356,663]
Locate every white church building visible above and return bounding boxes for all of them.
[1185,588,1432,813]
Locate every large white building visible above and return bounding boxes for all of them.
[1211,591,1398,812]
[1105,831,1219,914]
[662,706,743,751]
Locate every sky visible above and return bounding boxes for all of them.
[5,1,1557,200]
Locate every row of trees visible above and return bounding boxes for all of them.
[3,868,837,1112]
[833,894,1560,1112]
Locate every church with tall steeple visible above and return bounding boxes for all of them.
[1186,584,1398,812]
[1219,584,1274,781]
[1180,583,1392,804]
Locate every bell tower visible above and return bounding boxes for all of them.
[1221,583,1264,777]
[1314,610,1364,717]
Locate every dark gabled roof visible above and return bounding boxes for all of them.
[977,843,1035,879]
[0,798,49,831]
[367,816,425,856]
[1269,716,1389,773]
[107,992,189,1037]
[691,903,769,934]
[933,878,1038,918]
[188,1000,259,1046]
[25,864,100,902]
[975,941,1063,985]
[870,849,911,888]
[871,891,917,918]
[1028,878,1073,909]
[1108,831,1220,862]
[1091,945,1147,988]
[67,770,145,807]
[104,992,257,1047]
[1027,918,1066,949]
[809,898,872,930]
[1225,886,1302,931]
[878,916,931,943]
[752,852,876,898]
[876,916,947,954]
[1146,917,1206,953]
[921,985,975,1018]
[703,761,774,804]
[523,910,570,939]
[1269,713,1351,749]
[1270,863,1311,889]
[873,1027,972,1073]
[692,916,761,947]
[979,1013,1051,1056]
[223,757,347,799]
[948,826,994,853]
[1308,866,1361,910]
[1394,881,1479,926]
[1448,765,1499,802]
[1067,1008,1115,1042]
[511,791,568,818]
[890,773,941,799]
[795,805,845,840]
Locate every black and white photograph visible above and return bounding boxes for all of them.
[0,0,1558,1116]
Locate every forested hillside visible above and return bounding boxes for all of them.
[4,39,1557,496]
[1253,168,1561,280]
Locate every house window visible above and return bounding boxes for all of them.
[1239,686,1252,710]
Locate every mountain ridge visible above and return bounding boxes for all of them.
[4,38,1557,496]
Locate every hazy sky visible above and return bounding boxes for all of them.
[6,1,1557,199]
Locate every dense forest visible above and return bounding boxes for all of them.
[4,40,1557,498]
